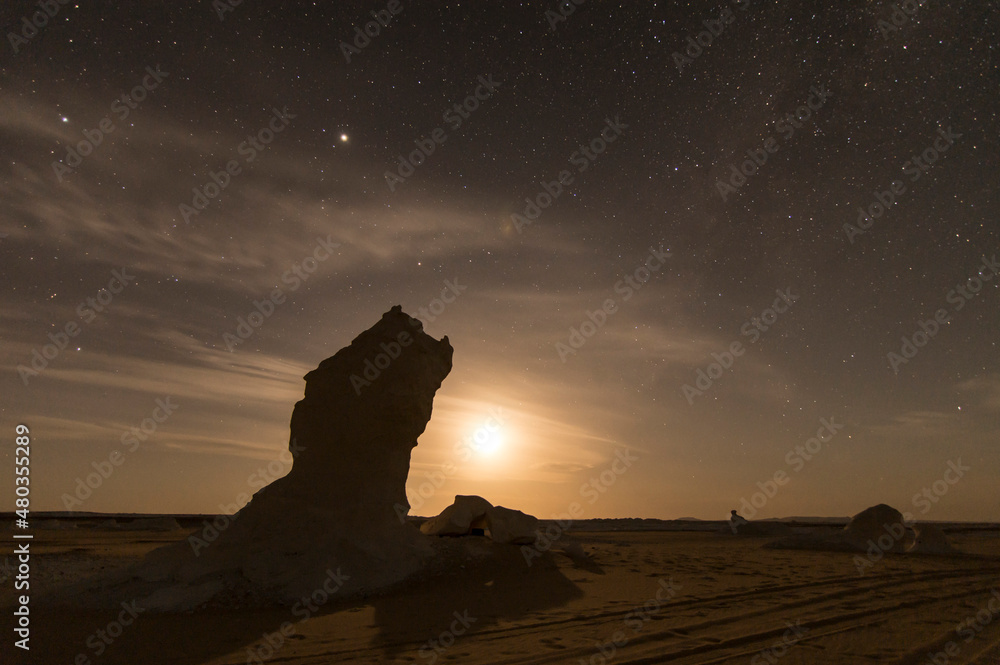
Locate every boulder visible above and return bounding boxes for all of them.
[908,523,955,554]
[420,495,493,536]
[843,504,910,552]
[486,506,539,544]
[420,497,540,545]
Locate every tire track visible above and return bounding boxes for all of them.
[475,569,999,665]
[318,565,1000,664]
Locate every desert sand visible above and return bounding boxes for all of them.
[4,519,1000,665]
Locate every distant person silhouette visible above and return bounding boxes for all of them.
[729,509,749,534]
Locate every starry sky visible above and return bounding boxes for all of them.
[1,1,997,521]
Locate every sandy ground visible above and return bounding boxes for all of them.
[3,524,1000,665]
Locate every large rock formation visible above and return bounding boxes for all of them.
[72,307,454,610]
[843,503,910,552]
[486,506,540,545]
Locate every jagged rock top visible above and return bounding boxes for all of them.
[302,305,453,406]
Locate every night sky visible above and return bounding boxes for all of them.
[1,1,997,521]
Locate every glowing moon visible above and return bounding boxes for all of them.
[470,421,504,456]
